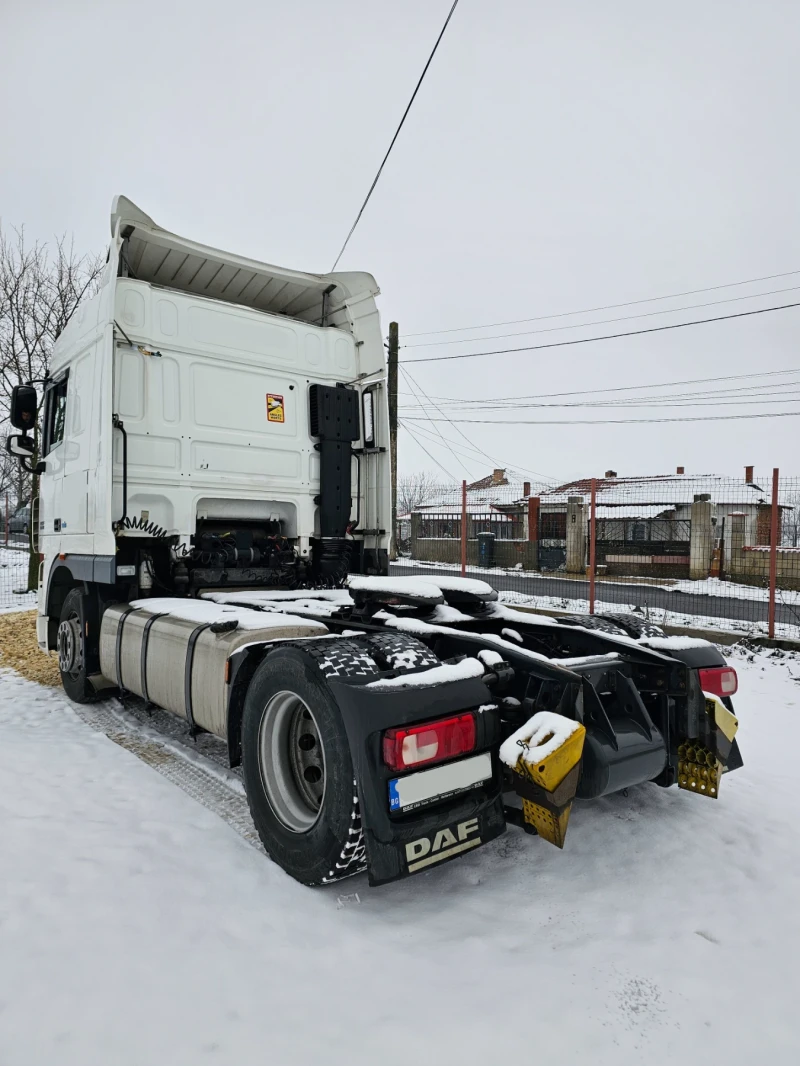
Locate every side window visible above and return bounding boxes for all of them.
[42,374,69,456]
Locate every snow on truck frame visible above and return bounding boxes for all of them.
[6,198,743,887]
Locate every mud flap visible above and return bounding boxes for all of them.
[327,674,506,886]
[678,694,739,800]
[504,713,586,848]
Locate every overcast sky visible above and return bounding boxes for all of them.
[2,0,799,486]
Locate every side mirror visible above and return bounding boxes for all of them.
[10,384,38,430]
[6,434,34,458]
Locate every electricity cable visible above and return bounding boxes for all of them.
[330,0,460,271]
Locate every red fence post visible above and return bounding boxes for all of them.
[589,478,597,615]
[768,467,779,638]
[527,495,539,541]
[460,480,467,577]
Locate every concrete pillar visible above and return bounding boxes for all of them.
[689,495,715,579]
[410,513,420,558]
[566,496,587,574]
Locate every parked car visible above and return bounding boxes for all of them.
[8,504,30,535]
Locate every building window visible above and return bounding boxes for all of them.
[540,512,567,539]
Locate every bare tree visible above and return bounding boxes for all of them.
[398,471,441,517]
[0,225,103,585]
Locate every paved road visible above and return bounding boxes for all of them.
[391,563,800,630]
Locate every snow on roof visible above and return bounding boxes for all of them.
[537,474,773,507]
[594,505,676,520]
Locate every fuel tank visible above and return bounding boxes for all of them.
[99,600,327,737]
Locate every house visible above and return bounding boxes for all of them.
[531,467,787,577]
[404,465,792,581]
[405,469,540,567]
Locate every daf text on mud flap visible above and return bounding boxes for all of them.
[405,818,481,872]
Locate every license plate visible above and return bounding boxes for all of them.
[388,752,493,812]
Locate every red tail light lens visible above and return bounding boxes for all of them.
[382,714,477,772]
[699,666,738,697]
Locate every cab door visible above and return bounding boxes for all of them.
[38,372,69,539]
[60,350,93,535]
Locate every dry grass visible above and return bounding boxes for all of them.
[0,610,62,687]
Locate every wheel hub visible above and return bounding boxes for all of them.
[258,691,326,833]
[57,614,82,677]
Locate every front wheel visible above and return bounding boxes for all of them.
[57,588,98,703]
[241,646,368,886]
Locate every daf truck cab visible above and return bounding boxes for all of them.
[10,195,390,680]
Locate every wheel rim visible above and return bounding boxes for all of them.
[57,612,83,680]
[257,690,326,833]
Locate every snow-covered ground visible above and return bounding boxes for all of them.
[1,649,799,1065]
[0,545,36,612]
[497,589,800,641]
[670,575,800,605]
[396,556,800,607]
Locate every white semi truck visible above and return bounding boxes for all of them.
[5,198,743,887]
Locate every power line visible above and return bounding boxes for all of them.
[329,0,460,271]
[400,388,800,413]
[399,420,460,482]
[399,364,476,478]
[401,364,560,480]
[405,416,560,482]
[402,284,800,348]
[402,267,800,338]
[399,383,800,412]
[401,409,800,426]
[395,366,800,404]
[401,300,800,364]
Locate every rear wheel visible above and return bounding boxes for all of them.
[241,645,370,885]
[57,588,98,703]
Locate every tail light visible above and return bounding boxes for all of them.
[699,666,738,697]
[382,713,476,772]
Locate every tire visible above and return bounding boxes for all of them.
[241,644,375,886]
[363,632,440,673]
[57,588,98,703]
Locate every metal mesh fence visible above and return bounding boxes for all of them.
[0,538,36,612]
[394,471,800,641]
[3,472,799,640]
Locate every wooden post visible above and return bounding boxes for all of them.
[461,480,467,576]
[589,477,597,614]
[768,467,779,638]
[388,322,398,561]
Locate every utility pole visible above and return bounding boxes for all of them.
[388,321,399,562]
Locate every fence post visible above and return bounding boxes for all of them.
[4,493,7,547]
[588,477,597,614]
[460,480,467,576]
[768,467,779,639]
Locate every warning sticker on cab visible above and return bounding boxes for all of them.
[266,394,285,423]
